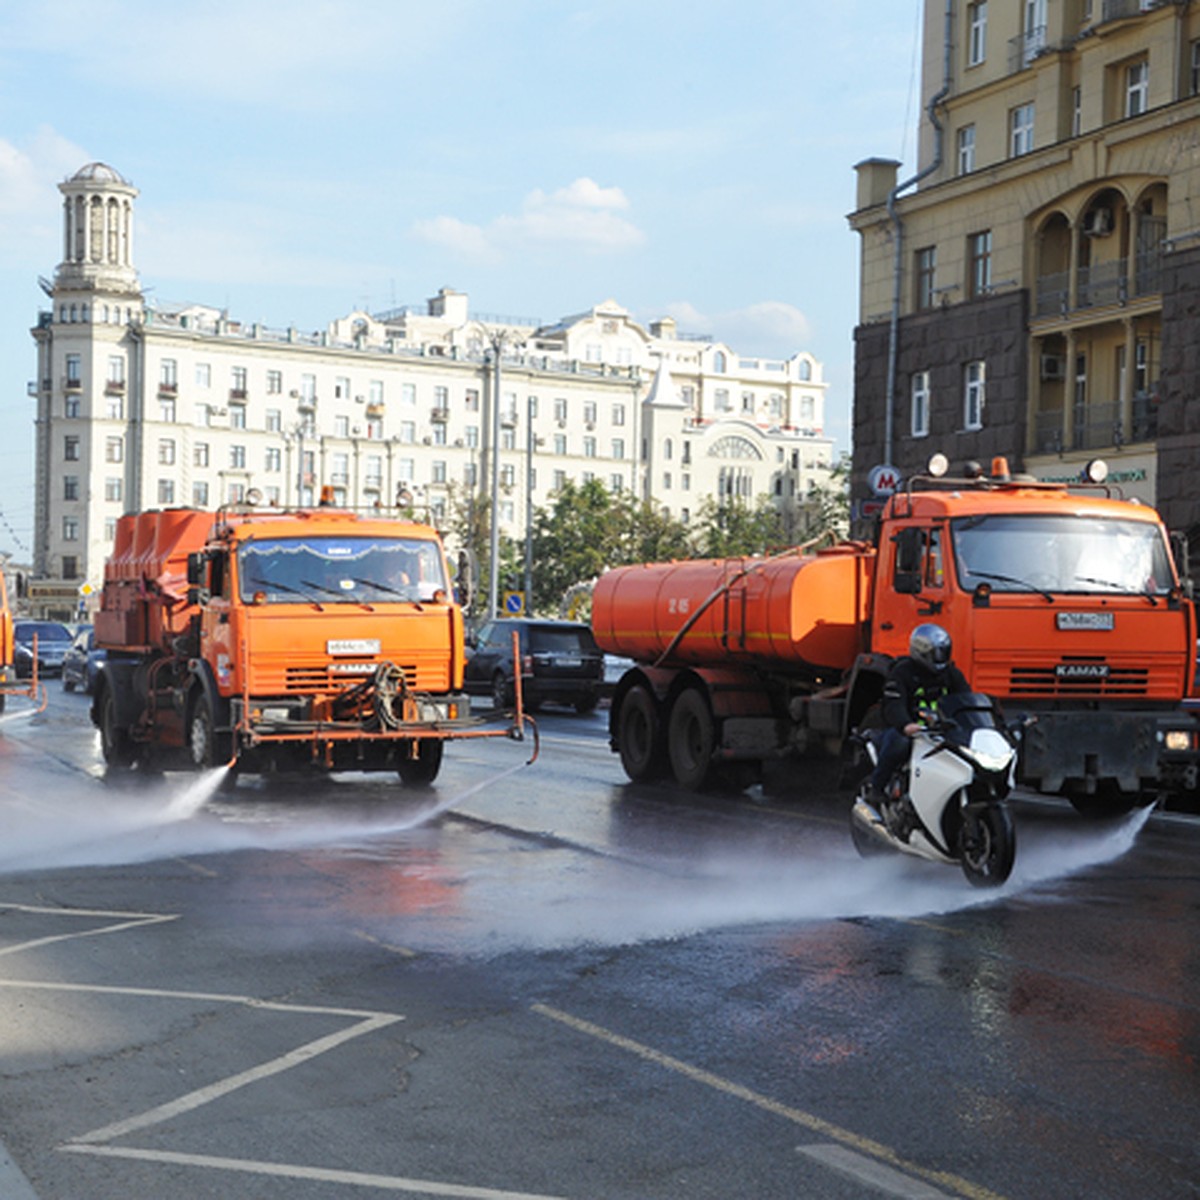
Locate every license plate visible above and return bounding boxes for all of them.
[328,638,381,655]
[556,656,582,668]
[1056,612,1114,631]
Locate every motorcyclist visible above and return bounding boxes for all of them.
[866,623,971,810]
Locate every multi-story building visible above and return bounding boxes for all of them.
[849,0,1200,539]
[29,162,834,617]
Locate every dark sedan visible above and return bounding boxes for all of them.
[62,624,106,694]
[14,620,74,678]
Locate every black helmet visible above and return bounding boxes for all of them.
[910,623,952,673]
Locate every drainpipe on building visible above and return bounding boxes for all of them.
[883,0,953,468]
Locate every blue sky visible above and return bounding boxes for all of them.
[0,1,921,559]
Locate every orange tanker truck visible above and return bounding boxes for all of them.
[92,502,531,782]
[593,456,1196,816]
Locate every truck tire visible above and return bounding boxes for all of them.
[667,687,717,791]
[617,684,666,781]
[397,739,443,786]
[98,681,136,768]
[189,694,231,770]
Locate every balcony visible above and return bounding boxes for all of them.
[1008,24,1049,74]
[158,380,178,395]
[105,380,126,395]
[430,407,449,423]
[229,388,248,401]
[1100,0,1169,22]
[63,377,82,392]
[1077,259,1128,309]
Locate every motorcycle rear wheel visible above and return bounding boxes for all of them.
[958,801,1015,888]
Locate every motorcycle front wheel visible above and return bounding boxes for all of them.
[958,802,1016,888]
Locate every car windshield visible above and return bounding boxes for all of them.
[17,622,71,643]
[238,535,449,605]
[951,514,1174,596]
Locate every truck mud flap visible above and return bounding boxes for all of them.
[1019,710,1157,793]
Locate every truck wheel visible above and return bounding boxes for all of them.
[617,684,666,781]
[189,695,231,770]
[492,672,512,710]
[668,688,717,791]
[398,739,443,786]
[98,682,135,768]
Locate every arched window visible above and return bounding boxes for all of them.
[664,438,673,461]
[798,358,812,381]
[713,350,727,373]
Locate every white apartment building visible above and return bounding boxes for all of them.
[30,163,834,615]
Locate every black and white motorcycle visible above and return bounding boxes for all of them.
[850,691,1020,888]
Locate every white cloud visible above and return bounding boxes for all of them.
[0,127,91,266]
[663,299,813,361]
[411,177,644,263]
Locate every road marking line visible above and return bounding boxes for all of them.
[355,929,418,958]
[0,903,177,957]
[71,1013,402,1145]
[61,1145,572,1199]
[799,1143,953,1197]
[532,1004,1008,1200]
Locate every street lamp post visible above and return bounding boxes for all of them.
[488,337,502,620]
[524,393,535,609]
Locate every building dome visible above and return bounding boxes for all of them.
[68,162,129,185]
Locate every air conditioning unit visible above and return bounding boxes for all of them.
[1083,208,1113,237]
[351,425,361,435]
[1041,354,1065,381]
[213,406,228,416]
[355,395,365,404]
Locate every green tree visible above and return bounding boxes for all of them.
[690,495,788,559]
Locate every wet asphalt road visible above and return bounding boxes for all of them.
[0,683,1197,1199]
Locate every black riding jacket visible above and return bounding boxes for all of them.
[880,657,971,733]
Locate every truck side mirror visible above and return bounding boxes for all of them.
[892,527,923,595]
[1171,531,1193,599]
[186,552,205,587]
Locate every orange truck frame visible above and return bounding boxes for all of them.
[92,503,532,782]
[593,457,1196,816]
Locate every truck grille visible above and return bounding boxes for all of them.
[1006,663,1148,697]
[284,663,419,692]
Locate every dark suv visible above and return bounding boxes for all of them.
[465,619,604,713]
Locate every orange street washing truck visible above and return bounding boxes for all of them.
[92,502,532,783]
[593,455,1196,816]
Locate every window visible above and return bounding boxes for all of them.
[231,366,247,397]
[584,437,597,459]
[715,388,731,411]
[968,1,987,66]
[1023,0,1046,64]
[196,404,211,427]
[65,353,81,385]
[300,374,316,402]
[62,556,78,581]
[957,125,975,175]
[331,452,349,484]
[193,481,209,507]
[369,380,384,405]
[554,397,568,422]
[964,361,986,430]
[105,477,123,503]
[107,355,125,386]
[1010,103,1035,157]
[1072,86,1082,136]
[911,372,930,438]
[1191,40,1200,96]
[915,247,937,310]
[612,438,625,460]
[196,363,211,388]
[366,416,383,439]
[266,408,281,432]
[399,421,415,444]
[465,388,480,412]
[106,436,123,463]
[230,445,246,469]
[401,383,416,407]
[65,395,80,419]
[583,400,597,425]
[160,359,177,388]
[1125,60,1148,118]
[968,230,992,298]
[335,415,350,438]
[267,370,282,394]
[106,393,123,420]
[64,435,80,461]
[194,442,209,468]
[158,479,175,505]
[434,385,449,411]
[334,376,350,399]
[265,447,282,472]
[500,464,515,488]
[741,391,755,413]
[62,517,79,542]
[158,438,176,465]
[63,475,79,501]
[159,398,176,422]
[230,405,246,429]
[554,434,567,455]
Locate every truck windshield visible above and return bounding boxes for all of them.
[238,536,449,605]
[951,514,1174,597]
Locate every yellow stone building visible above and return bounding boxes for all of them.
[850,0,1200,538]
